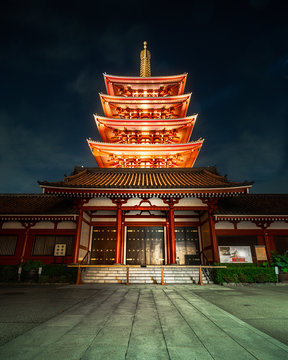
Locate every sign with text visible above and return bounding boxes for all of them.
[255,246,267,261]
[218,246,253,263]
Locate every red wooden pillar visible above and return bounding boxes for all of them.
[115,202,123,264]
[208,209,220,263]
[253,220,273,261]
[166,221,171,265]
[20,221,36,263]
[120,212,125,264]
[111,198,127,265]
[264,230,271,261]
[73,207,83,264]
[169,202,176,264]
[162,197,180,265]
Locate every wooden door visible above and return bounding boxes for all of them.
[175,226,200,265]
[91,226,116,265]
[126,226,164,265]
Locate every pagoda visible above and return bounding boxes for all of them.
[87,41,204,169]
[9,42,288,278]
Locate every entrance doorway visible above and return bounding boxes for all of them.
[175,226,200,265]
[90,226,116,265]
[126,226,164,265]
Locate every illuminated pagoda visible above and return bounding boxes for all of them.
[87,41,203,169]
[1,42,288,284]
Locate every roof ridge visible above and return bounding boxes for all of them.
[66,168,88,181]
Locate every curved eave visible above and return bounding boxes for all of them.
[0,214,78,221]
[40,185,252,197]
[87,140,203,168]
[104,73,187,82]
[214,214,288,221]
[87,139,203,155]
[94,115,197,130]
[100,93,191,103]
[100,93,191,118]
[94,115,196,142]
[104,73,187,96]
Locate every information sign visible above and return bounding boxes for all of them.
[218,245,253,263]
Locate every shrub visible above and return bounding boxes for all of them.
[0,265,18,282]
[213,264,277,284]
[40,264,77,283]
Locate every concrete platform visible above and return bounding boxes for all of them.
[0,284,287,359]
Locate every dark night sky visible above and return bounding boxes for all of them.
[0,0,287,194]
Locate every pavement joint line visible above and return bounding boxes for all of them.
[80,288,131,358]
[171,287,259,359]
[124,288,140,359]
[151,288,171,360]
[0,287,118,359]
[162,287,216,359]
[0,286,107,349]
[181,287,288,353]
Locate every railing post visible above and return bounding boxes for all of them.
[126,267,129,285]
[199,266,203,286]
[76,265,82,285]
[161,267,164,285]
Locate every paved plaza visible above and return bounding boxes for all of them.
[0,284,287,359]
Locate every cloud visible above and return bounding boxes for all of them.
[203,128,286,187]
[0,112,85,193]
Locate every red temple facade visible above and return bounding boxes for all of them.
[0,43,288,278]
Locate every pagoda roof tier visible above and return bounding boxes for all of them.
[39,166,253,196]
[104,73,187,97]
[100,94,191,119]
[87,139,203,168]
[94,115,197,144]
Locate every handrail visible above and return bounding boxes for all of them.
[200,250,211,266]
[80,250,91,265]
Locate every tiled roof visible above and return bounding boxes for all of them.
[39,166,253,190]
[0,194,77,215]
[216,194,288,215]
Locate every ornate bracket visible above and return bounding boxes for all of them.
[73,198,90,210]
[111,198,128,207]
[252,220,273,230]
[20,221,37,230]
[201,198,219,212]
[161,197,180,207]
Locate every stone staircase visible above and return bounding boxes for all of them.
[81,266,212,284]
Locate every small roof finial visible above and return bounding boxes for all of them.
[140,41,151,77]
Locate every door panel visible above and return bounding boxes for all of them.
[91,226,116,265]
[175,227,200,265]
[126,228,145,265]
[126,226,164,265]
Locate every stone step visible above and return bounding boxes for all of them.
[81,266,212,284]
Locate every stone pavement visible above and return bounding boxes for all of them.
[0,284,288,359]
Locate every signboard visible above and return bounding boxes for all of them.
[218,246,253,263]
[54,244,66,256]
[255,245,267,261]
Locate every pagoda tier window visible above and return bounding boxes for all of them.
[0,235,18,256]
[114,86,179,98]
[32,235,74,256]
[114,107,176,119]
[110,130,179,145]
[110,155,180,168]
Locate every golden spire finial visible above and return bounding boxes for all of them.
[140,41,151,77]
